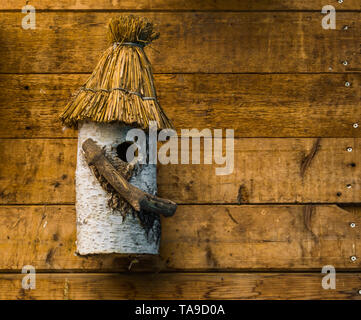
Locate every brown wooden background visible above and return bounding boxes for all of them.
[0,0,360,299]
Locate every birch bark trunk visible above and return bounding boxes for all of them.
[76,121,160,255]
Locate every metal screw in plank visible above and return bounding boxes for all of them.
[351,256,357,262]
[353,123,359,129]
[350,223,356,228]
[346,184,352,189]
[343,25,349,30]
[347,147,353,152]
[345,81,351,87]
[343,61,348,66]
[338,0,343,3]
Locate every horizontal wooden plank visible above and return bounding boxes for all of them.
[0,138,360,204]
[0,12,360,73]
[159,138,361,203]
[1,273,361,300]
[1,73,360,138]
[2,0,360,11]
[0,205,360,271]
[0,139,75,204]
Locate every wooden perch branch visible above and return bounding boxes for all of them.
[82,138,177,217]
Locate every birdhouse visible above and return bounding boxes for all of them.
[60,16,176,256]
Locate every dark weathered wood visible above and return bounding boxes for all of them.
[0,12,360,73]
[2,0,360,10]
[1,73,360,138]
[0,205,359,271]
[1,273,361,300]
[1,138,360,204]
[82,138,177,217]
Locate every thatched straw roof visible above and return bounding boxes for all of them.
[60,15,173,130]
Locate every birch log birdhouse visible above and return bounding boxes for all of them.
[60,15,176,255]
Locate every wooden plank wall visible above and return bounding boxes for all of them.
[0,1,360,299]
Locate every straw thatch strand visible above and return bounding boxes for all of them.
[108,15,160,45]
[60,15,173,130]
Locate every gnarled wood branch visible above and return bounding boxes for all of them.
[82,138,177,217]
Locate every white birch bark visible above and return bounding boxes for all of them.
[75,121,159,255]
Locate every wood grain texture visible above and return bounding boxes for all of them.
[0,205,360,271]
[1,73,360,138]
[160,138,361,203]
[2,0,361,10]
[1,138,359,204]
[0,139,75,204]
[2,273,361,300]
[0,12,360,73]
[2,1,360,302]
